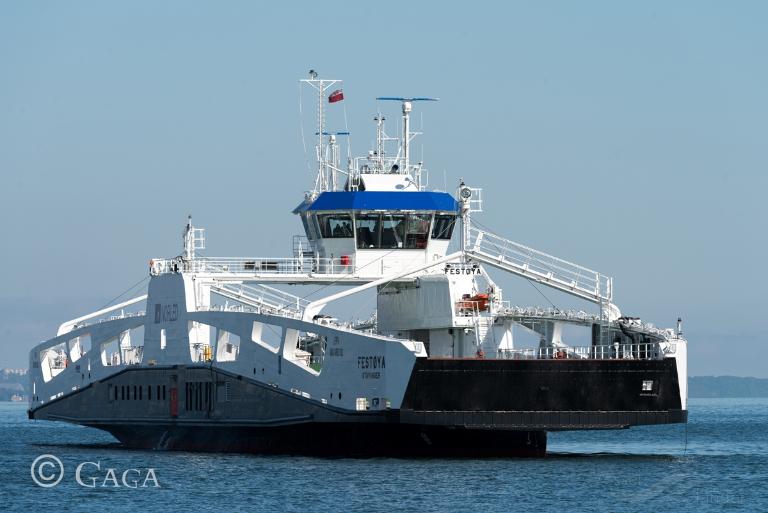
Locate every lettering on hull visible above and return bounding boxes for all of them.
[358,355,385,379]
[154,304,178,323]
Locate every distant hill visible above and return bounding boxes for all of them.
[1,369,29,401]
[689,376,768,398]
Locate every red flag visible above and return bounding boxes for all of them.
[328,89,344,103]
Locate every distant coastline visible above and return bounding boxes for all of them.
[1,368,28,402]
[689,376,768,398]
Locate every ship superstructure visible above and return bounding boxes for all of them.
[28,73,687,456]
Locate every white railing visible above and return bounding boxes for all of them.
[210,283,310,318]
[498,343,661,360]
[497,305,672,340]
[205,301,305,320]
[150,256,356,277]
[498,305,601,323]
[292,235,315,258]
[66,311,146,332]
[467,227,612,303]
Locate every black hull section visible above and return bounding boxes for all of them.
[401,357,686,429]
[103,423,547,458]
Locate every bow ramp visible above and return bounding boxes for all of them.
[465,226,612,304]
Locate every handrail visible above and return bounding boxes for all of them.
[150,256,356,277]
[466,226,612,303]
[498,343,661,360]
[57,296,147,336]
[496,305,672,339]
[210,283,309,318]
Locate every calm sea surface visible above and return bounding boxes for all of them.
[1,398,766,512]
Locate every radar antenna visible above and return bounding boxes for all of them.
[376,97,438,184]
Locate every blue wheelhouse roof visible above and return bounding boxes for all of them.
[297,191,458,213]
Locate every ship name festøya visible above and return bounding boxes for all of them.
[358,355,385,379]
[443,264,481,275]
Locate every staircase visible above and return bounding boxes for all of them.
[210,283,309,318]
[466,226,612,304]
[466,301,495,355]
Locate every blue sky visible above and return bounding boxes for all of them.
[1,1,765,375]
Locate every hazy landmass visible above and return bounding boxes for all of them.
[689,376,768,398]
[0,370,29,401]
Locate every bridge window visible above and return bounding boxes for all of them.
[301,213,319,241]
[379,214,405,249]
[317,214,353,238]
[405,214,431,249]
[356,214,410,249]
[380,214,406,248]
[356,214,381,248]
[356,213,440,249]
[431,215,456,240]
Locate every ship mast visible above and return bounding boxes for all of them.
[300,70,342,194]
[374,113,385,172]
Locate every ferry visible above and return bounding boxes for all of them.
[28,72,688,456]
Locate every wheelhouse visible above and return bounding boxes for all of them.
[294,190,459,269]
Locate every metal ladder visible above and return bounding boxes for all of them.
[465,301,494,355]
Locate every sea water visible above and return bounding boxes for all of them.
[1,398,766,512]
